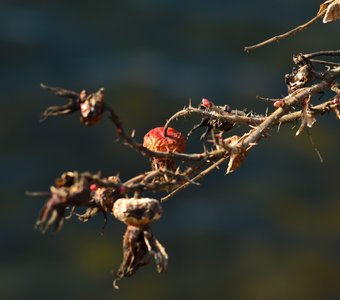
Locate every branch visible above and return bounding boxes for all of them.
[31,50,340,288]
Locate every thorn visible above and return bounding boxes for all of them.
[25,191,51,197]
[203,144,208,154]
[131,129,136,138]
[188,98,192,107]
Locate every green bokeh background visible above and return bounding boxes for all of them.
[1,0,340,299]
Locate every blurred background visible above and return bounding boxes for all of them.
[1,0,340,299]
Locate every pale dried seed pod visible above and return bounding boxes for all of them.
[113,198,162,227]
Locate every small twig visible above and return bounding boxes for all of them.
[26,191,51,197]
[309,59,340,67]
[244,12,324,52]
[161,155,229,202]
[303,50,340,59]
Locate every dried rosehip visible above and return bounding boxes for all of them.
[112,197,167,289]
[143,127,186,170]
[113,197,162,227]
[79,88,104,126]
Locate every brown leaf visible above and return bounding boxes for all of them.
[321,0,340,23]
[226,150,247,174]
[296,97,316,136]
[224,135,247,174]
[285,63,314,93]
[318,0,334,15]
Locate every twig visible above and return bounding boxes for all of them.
[309,59,340,67]
[244,12,324,52]
[161,156,229,202]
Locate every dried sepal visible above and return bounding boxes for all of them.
[224,135,248,174]
[113,225,168,289]
[40,84,106,126]
[33,171,102,234]
[296,96,316,136]
[113,198,162,227]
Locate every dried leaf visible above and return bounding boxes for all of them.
[296,97,316,136]
[323,0,340,23]
[318,0,335,15]
[224,135,247,174]
[226,151,247,174]
[285,63,314,93]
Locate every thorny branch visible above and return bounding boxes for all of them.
[29,50,340,288]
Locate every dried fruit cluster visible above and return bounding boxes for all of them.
[29,48,340,288]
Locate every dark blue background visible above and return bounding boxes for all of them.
[1,0,340,299]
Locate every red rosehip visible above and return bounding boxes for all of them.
[143,127,186,170]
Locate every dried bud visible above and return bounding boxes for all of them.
[332,98,340,105]
[143,127,186,170]
[113,198,162,227]
[201,98,214,109]
[273,100,285,108]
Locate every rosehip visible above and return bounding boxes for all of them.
[143,126,186,170]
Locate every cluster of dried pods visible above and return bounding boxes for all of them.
[29,50,340,288]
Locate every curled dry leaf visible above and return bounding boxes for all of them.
[296,96,317,136]
[224,135,248,174]
[318,0,340,23]
[79,88,105,126]
[285,63,314,93]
